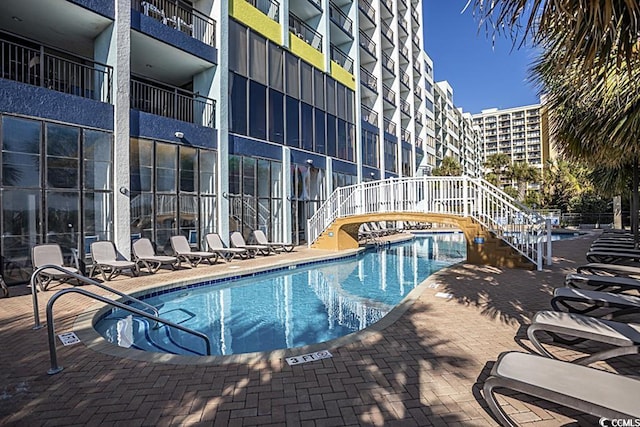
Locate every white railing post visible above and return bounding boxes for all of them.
[546,218,553,266]
[462,176,469,217]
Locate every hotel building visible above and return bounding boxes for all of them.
[0,0,429,284]
[472,104,551,186]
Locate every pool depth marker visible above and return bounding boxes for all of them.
[286,350,332,365]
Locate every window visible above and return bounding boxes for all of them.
[285,52,299,97]
[249,32,267,84]
[2,116,41,188]
[268,42,284,91]
[301,102,314,151]
[268,89,284,143]
[314,69,324,109]
[300,62,313,104]
[326,115,337,157]
[286,96,299,147]
[326,78,336,115]
[229,20,247,75]
[229,73,247,135]
[314,109,326,154]
[385,139,397,173]
[249,80,267,139]
[362,129,379,167]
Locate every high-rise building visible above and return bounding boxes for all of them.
[472,104,551,185]
[0,0,429,283]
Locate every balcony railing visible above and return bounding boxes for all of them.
[400,99,410,115]
[414,85,422,98]
[308,0,322,10]
[382,83,396,105]
[381,0,393,13]
[381,21,394,42]
[358,0,375,22]
[244,0,280,21]
[398,17,408,34]
[360,67,377,92]
[411,7,420,23]
[362,105,378,126]
[399,0,407,9]
[400,71,410,88]
[0,36,112,103]
[330,44,354,73]
[401,129,411,143]
[329,2,353,35]
[416,136,423,148]
[382,52,395,73]
[415,112,423,125]
[400,45,409,60]
[289,14,323,52]
[359,31,376,57]
[135,0,216,45]
[384,118,396,135]
[131,76,216,128]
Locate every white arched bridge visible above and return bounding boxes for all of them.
[307,176,553,271]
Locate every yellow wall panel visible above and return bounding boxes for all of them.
[330,61,356,90]
[289,34,325,71]
[230,0,282,44]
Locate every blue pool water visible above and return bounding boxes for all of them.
[95,234,466,356]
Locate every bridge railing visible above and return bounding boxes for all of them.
[307,176,550,270]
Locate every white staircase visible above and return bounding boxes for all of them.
[307,176,552,270]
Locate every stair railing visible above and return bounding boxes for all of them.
[307,176,551,270]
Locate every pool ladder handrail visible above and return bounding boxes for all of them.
[30,265,212,375]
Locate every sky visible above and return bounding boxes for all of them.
[423,1,540,114]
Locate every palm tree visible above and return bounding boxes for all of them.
[484,153,511,187]
[432,156,463,176]
[508,162,540,201]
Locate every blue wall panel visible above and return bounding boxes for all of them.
[229,134,282,161]
[0,80,113,130]
[71,0,115,19]
[131,110,217,149]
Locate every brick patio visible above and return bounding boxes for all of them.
[1,232,638,426]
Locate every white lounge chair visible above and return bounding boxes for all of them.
[205,233,250,261]
[566,272,640,293]
[251,230,294,253]
[32,243,81,290]
[551,287,640,320]
[527,310,640,366]
[170,235,217,267]
[229,231,271,256]
[132,238,180,273]
[483,351,640,426]
[90,241,138,281]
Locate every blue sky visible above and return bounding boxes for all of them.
[423,1,540,114]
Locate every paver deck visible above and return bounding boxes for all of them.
[1,232,638,426]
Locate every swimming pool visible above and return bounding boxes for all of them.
[94,234,466,356]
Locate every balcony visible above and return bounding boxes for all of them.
[246,0,280,20]
[289,14,323,52]
[400,45,409,61]
[384,118,396,135]
[415,136,423,149]
[360,67,377,92]
[400,99,410,116]
[398,17,409,35]
[1,36,112,103]
[131,76,216,128]
[401,129,411,144]
[382,52,395,73]
[415,113,423,125]
[382,83,396,105]
[330,44,354,73]
[362,105,378,127]
[358,0,375,24]
[381,21,394,43]
[381,0,393,14]
[135,0,216,45]
[359,31,376,58]
[400,71,410,88]
[411,7,420,23]
[414,85,422,98]
[329,2,353,36]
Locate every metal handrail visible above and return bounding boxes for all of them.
[31,265,159,329]
[45,287,212,374]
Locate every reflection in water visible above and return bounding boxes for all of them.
[95,235,466,356]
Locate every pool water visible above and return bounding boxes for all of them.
[95,234,466,356]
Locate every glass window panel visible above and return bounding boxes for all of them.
[155,194,177,254]
[271,199,283,242]
[84,130,112,191]
[337,119,347,160]
[249,32,267,84]
[229,155,241,196]
[46,124,79,189]
[130,138,153,192]
[257,197,270,233]
[1,189,41,283]
[242,157,256,197]
[229,73,247,135]
[300,62,313,104]
[180,146,197,193]
[285,53,299,97]
[249,81,267,140]
[156,143,177,192]
[229,20,247,75]
[286,96,299,147]
[346,123,355,161]
[268,89,284,144]
[46,191,79,251]
[346,89,355,123]
[313,69,324,109]
[326,78,336,115]
[337,84,346,120]
[130,192,153,239]
[179,194,198,244]
[271,161,282,198]
[326,114,337,157]
[199,150,216,194]
[314,109,325,155]
[257,159,270,198]
[301,103,314,152]
[268,42,284,91]
[2,116,41,187]
[200,195,216,238]
[84,191,112,243]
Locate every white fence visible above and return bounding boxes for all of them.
[307,176,552,270]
